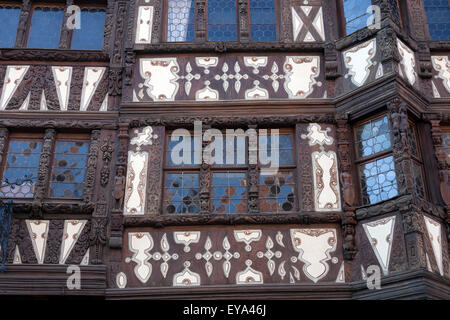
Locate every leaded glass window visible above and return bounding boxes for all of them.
[27,6,64,49]
[71,8,106,50]
[212,172,247,214]
[49,140,89,198]
[259,131,294,166]
[0,5,21,48]
[343,0,372,35]
[259,171,296,213]
[167,0,195,42]
[359,156,398,204]
[355,115,399,205]
[0,140,42,198]
[424,0,450,41]
[250,0,277,41]
[164,173,200,214]
[355,116,391,158]
[208,0,238,41]
[163,128,297,215]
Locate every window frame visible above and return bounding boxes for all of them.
[25,3,65,49]
[0,132,44,200]
[47,132,91,201]
[0,1,22,48]
[66,4,107,50]
[408,121,428,200]
[162,127,298,215]
[162,0,280,43]
[0,1,107,50]
[353,113,397,205]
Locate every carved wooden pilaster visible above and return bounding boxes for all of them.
[374,0,401,28]
[324,41,339,98]
[247,125,258,213]
[31,128,56,218]
[195,0,206,42]
[109,123,129,249]
[335,115,357,261]
[296,123,314,212]
[402,209,427,270]
[280,0,292,42]
[404,0,428,41]
[149,0,162,44]
[83,130,101,209]
[387,99,415,196]
[322,0,338,41]
[200,124,211,214]
[15,0,31,48]
[377,26,400,75]
[429,119,449,203]
[108,67,122,110]
[123,50,135,101]
[89,217,108,264]
[103,0,115,53]
[89,131,115,264]
[238,0,249,42]
[59,0,74,49]
[146,126,165,215]
[111,1,127,68]
[0,127,9,166]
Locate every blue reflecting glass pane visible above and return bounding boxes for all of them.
[27,7,63,49]
[355,116,391,158]
[71,9,106,50]
[50,141,89,198]
[360,156,398,205]
[212,172,247,214]
[208,0,237,41]
[1,140,42,198]
[250,0,277,41]
[424,0,450,40]
[343,0,372,35]
[0,6,21,47]
[259,133,294,165]
[164,173,200,214]
[167,135,201,166]
[167,0,195,42]
[259,171,296,213]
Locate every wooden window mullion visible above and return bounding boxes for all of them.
[195,0,206,42]
[59,1,72,49]
[15,0,32,48]
[0,128,9,170]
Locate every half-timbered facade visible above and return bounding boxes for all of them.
[0,0,449,299]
